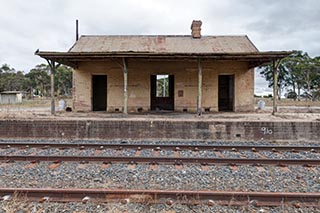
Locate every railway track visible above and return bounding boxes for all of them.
[0,141,319,166]
[0,141,319,209]
[0,141,319,152]
[0,155,319,166]
[0,188,319,207]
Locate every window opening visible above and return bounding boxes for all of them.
[156,75,169,97]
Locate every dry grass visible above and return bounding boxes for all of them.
[0,97,72,108]
[0,193,30,213]
[255,98,320,107]
[1,97,320,121]
[0,98,72,119]
[2,97,319,109]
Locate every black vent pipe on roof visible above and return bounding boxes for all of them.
[76,20,79,41]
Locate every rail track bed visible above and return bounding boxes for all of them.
[0,141,319,166]
[0,140,319,212]
[0,188,319,207]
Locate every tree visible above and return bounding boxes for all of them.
[285,90,297,100]
[259,51,320,101]
[259,61,290,100]
[308,56,320,100]
[0,64,29,92]
[156,75,169,97]
[0,63,74,98]
[282,51,309,100]
[55,65,73,97]
[25,64,50,97]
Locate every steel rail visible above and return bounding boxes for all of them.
[0,188,319,207]
[0,142,319,152]
[0,155,319,166]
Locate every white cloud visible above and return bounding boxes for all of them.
[254,70,272,96]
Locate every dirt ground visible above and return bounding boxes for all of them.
[1,98,320,121]
[255,97,320,107]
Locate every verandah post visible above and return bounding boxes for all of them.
[197,58,202,116]
[123,58,128,114]
[46,59,60,115]
[46,60,56,115]
[272,59,279,115]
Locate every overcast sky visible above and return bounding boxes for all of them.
[1,0,319,95]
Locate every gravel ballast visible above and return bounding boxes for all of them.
[0,201,319,213]
[0,162,319,192]
[0,139,319,212]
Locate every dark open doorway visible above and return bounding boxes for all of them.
[218,75,234,111]
[151,75,174,111]
[92,75,107,111]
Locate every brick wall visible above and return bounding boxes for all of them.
[0,119,319,142]
[73,59,254,113]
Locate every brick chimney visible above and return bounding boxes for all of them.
[191,20,202,38]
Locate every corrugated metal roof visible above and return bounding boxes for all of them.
[69,35,258,54]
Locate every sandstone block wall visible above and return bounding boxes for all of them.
[73,59,254,112]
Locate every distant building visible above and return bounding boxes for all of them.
[36,20,291,114]
[0,91,23,104]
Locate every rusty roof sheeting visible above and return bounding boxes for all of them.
[69,35,259,54]
[35,50,294,69]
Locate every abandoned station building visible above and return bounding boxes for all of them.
[37,21,290,114]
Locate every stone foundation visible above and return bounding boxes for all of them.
[0,119,319,142]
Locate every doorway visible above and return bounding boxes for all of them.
[92,75,107,111]
[218,75,234,111]
[150,75,174,111]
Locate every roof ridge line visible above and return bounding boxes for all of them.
[80,35,249,37]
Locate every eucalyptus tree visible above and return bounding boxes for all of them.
[54,65,73,96]
[25,64,50,96]
[0,64,29,92]
[259,60,290,100]
[259,51,320,101]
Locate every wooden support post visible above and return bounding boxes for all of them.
[272,59,279,115]
[50,66,55,115]
[46,60,56,115]
[197,58,202,116]
[123,58,128,114]
[46,60,60,115]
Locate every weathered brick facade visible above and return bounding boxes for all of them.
[73,59,254,113]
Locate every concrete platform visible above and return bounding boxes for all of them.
[0,111,319,142]
[1,106,320,121]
